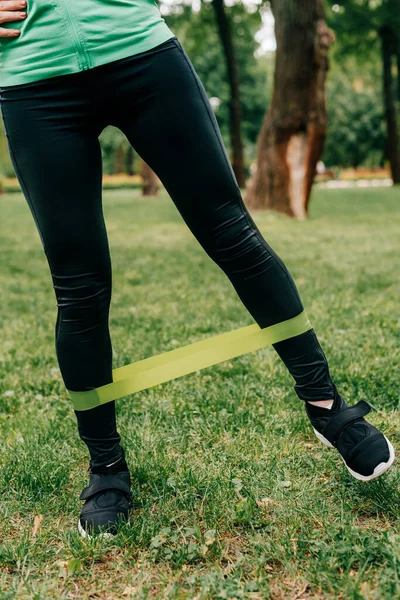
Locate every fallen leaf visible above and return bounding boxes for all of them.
[122,585,138,596]
[31,514,43,537]
[256,497,272,508]
[67,558,82,575]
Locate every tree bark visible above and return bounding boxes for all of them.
[141,158,159,196]
[244,0,334,218]
[380,25,400,184]
[212,0,246,189]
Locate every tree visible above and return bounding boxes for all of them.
[380,23,400,181]
[326,0,400,183]
[162,0,269,178]
[323,58,386,168]
[115,144,126,174]
[141,159,160,196]
[245,0,334,218]
[125,145,135,176]
[211,0,246,188]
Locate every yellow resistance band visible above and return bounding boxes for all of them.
[68,310,312,411]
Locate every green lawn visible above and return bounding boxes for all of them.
[0,186,399,600]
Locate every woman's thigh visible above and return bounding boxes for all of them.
[0,74,116,388]
[102,39,303,326]
[0,75,111,285]
[105,38,244,245]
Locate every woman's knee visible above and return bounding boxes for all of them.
[203,197,273,279]
[51,268,112,332]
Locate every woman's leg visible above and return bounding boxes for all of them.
[94,38,393,482]
[0,74,125,470]
[102,38,336,403]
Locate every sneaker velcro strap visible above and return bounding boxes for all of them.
[79,474,131,501]
[321,400,372,447]
[346,432,387,466]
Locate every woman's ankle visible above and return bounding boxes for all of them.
[89,446,128,473]
[307,399,334,409]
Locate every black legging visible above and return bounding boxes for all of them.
[0,37,336,468]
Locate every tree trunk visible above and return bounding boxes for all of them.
[244,0,334,218]
[115,144,125,174]
[395,32,400,163]
[141,158,159,196]
[125,145,135,176]
[380,25,400,184]
[396,40,400,101]
[212,0,246,189]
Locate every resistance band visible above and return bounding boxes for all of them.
[68,310,312,411]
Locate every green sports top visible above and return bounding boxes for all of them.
[0,0,176,87]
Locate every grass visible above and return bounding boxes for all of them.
[0,186,399,600]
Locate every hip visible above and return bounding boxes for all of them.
[0,0,175,87]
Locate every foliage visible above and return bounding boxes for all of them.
[324,0,400,168]
[99,126,136,176]
[0,0,394,178]
[323,61,386,167]
[325,0,400,61]
[163,0,272,152]
[0,118,15,178]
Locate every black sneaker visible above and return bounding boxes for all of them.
[78,455,132,539]
[305,386,395,481]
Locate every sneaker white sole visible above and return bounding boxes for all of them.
[77,518,114,540]
[313,428,395,481]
